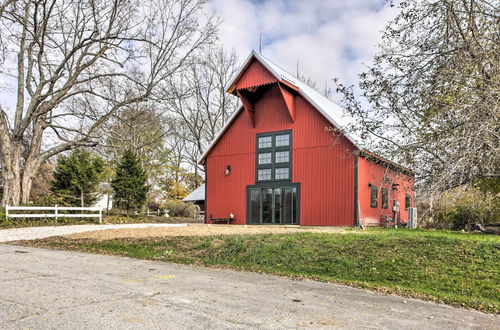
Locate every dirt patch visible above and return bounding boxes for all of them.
[64,224,355,240]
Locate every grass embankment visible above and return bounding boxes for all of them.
[21,228,500,313]
[0,215,202,229]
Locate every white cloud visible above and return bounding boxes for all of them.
[209,0,398,102]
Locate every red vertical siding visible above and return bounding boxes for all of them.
[206,84,356,226]
[357,157,415,226]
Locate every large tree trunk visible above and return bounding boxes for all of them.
[1,168,21,207]
[20,119,45,204]
[1,146,42,207]
[20,172,33,205]
[0,143,23,207]
[1,116,45,206]
[20,158,42,204]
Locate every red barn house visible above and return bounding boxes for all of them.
[199,51,414,227]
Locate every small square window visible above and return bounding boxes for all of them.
[258,136,272,149]
[370,186,378,208]
[275,167,289,180]
[258,153,272,165]
[258,169,272,181]
[275,134,289,147]
[275,151,289,163]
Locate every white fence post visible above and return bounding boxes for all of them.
[99,208,102,224]
[55,205,58,221]
[5,205,9,220]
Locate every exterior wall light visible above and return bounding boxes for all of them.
[225,165,231,176]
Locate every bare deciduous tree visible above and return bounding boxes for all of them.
[101,104,167,169]
[163,47,240,182]
[0,0,217,206]
[336,0,499,193]
[99,103,171,204]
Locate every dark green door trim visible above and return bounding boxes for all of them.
[204,164,208,224]
[246,182,300,225]
[354,154,359,226]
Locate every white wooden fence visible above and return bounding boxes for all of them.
[5,206,103,223]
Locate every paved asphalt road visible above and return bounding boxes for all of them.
[0,244,497,329]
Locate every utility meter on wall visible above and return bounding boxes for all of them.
[393,200,400,212]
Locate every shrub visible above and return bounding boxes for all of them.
[431,208,456,229]
[450,203,498,231]
[30,194,69,207]
[103,216,147,224]
[162,199,196,218]
[420,187,499,230]
[148,201,162,211]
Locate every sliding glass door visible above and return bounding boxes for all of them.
[247,185,299,225]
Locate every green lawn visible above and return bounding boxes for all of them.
[20,228,500,313]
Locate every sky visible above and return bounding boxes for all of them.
[209,0,398,102]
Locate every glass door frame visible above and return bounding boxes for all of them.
[246,182,300,225]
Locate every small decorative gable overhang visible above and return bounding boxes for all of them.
[227,53,279,94]
[232,60,277,92]
[230,56,296,126]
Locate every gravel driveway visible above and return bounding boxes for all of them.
[0,223,187,242]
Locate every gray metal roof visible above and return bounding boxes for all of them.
[182,183,205,202]
[199,51,359,164]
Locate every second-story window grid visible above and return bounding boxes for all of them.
[256,131,292,182]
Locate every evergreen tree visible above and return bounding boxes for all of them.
[52,150,105,207]
[112,149,149,214]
